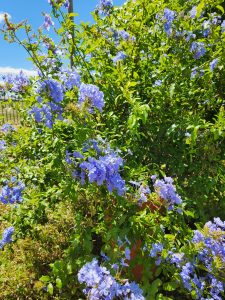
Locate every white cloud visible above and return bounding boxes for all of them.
[0,12,11,23]
[0,67,37,77]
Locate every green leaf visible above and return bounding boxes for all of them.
[164,234,175,241]
[56,278,62,289]
[163,281,178,291]
[68,12,79,17]
[149,279,162,297]
[156,294,173,300]
[40,275,50,283]
[128,115,137,129]
[169,83,175,98]
[47,283,54,295]
[67,263,73,274]
[216,5,224,14]
[128,81,137,87]
[196,1,205,17]
[184,210,195,218]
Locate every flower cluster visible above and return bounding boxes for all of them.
[30,78,64,128]
[0,176,25,204]
[79,152,125,196]
[189,6,197,19]
[153,80,162,87]
[190,42,206,59]
[137,184,151,205]
[191,66,204,79]
[151,176,182,211]
[29,68,104,127]
[221,20,225,33]
[118,30,130,40]
[42,14,54,31]
[104,28,134,46]
[30,101,63,129]
[193,218,225,271]
[163,8,176,36]
[78,83,105,113]
[66,140,125,196]
[97,0,113,15]
[150,243,163,265]
[210,58,219,72]
[168,218,225,299]
[0,140,6,151]
[38,79,64,103]
[130,181,151,205]
[0,227,14,249]
[112,51,127,64]
[201,13,222,37]
[169,252,184,268]
[78,258,145,300]
[179,263,224,299]
[2,71,30,93]
[1,123,15,134]
[59,67,81,90]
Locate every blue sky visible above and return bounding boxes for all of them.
[0,0,125,74]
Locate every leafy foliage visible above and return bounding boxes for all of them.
[0,0,225,299]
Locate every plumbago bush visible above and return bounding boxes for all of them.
[0,0,225,299]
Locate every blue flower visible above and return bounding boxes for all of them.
[79,153,125,195]
[119,281,145,300]
[2,71,30,93]
[136,183,151,205]
[170,252,184,268]
[150,243,163,258]
[97,0,113,15]
[73,151,84,159]
[112,51,127,64]
[180,262,194,291]
[163,8,175,36]
[221,20,225,32]
[185,132,191,137]
[78,258,145,300]
[151,174,157,181]
[42,13,54,31]
[1,123,15,133]
[153,177,182,210]
[190,42,206,59]
[30,79,64,127]
[0,140,6,151]
[78,83,105,112]
[38,79,64,103]
[118,30,130,40]
[185,31,196,42]
[213,217,225,228]
[164,22,172,36]
[189,6,197,19]
[59,67,81,89]
[29,106,43,123]
[192,230,204,244]
[210,58,218,72]
[153,80,162,87]
[0,177,25,204]
[125,247,131,260]
[164,8,175,23]
[0,227,14,249]
[67,142,125,196]
[78,258,104,287]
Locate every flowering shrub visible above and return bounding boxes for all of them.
[0,0,225,299]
